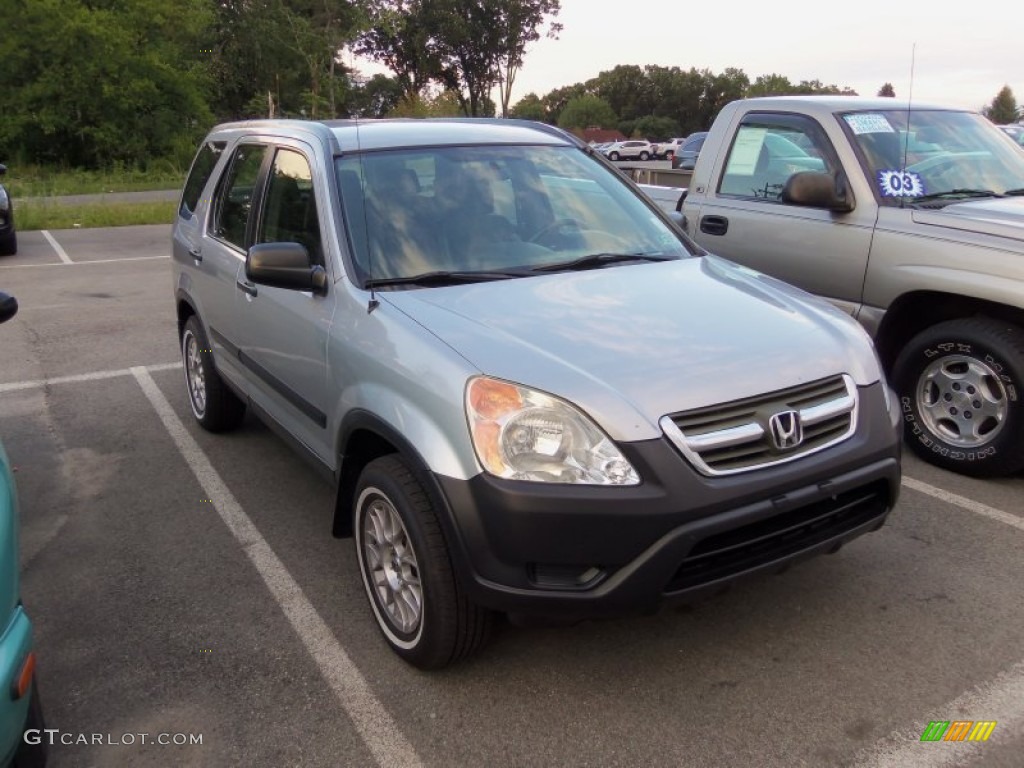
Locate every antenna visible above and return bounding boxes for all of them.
[900,43,916,209]
[354,114,379,313]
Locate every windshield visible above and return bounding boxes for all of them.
[842,109,1024,205]
[335,145,691,286]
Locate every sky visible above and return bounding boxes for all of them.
[348,0,1023,113]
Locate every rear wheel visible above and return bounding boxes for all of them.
[892,317,1024,476]
[354,455,493,669]
[0,230,15,256]
[181,315,245,432]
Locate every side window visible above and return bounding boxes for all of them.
[258,149,323,264]
[211,144,268,249]
[718,115,831,201]
[179,141,225,218]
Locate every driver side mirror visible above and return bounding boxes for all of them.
[782,171,854,212]
[246,242,327,294]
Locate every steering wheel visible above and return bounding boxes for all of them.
[528,218,581,244]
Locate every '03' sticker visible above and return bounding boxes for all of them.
[878,169,925,197]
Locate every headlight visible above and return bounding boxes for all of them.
[465,377,640,485]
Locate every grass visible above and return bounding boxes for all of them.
[16,201,177,231]
[5,164,185,198]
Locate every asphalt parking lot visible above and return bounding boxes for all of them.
[1,225,1022,767]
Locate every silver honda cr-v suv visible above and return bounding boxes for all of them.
[172,118,902,669]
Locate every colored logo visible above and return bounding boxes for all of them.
[920,720,997,742]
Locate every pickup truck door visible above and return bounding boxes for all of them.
[686,111,876,316]
[234,143,335,465]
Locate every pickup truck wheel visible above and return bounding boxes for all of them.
[892,318,1024,476]
[181,316,246,432]
[354,455,493,669]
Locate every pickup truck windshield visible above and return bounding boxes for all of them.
[335,145,690,286]
[843,109,1024,205]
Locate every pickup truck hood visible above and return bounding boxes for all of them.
[383,256,880,441]
[912,197,1024,242]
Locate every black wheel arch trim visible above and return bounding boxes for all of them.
[332,409,479,590]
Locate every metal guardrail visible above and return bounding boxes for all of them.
[619,167,692,188]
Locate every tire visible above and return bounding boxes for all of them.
[354,455,493,669]
[0,230,15,256]
[12,680,47,768]
[608,152,620,161]
[181,315,245,432]
[666,150,675,161]
[639,151,650,161]
[892,317,1024,477]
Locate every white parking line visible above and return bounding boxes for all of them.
[854,659,1024,767]
[0,362,181,394]
[40,230,73,264]
[130,366,422,768]
[903,476,1024,533]
[0,254,169,269]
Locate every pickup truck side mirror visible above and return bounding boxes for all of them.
[246,242,327,294]
[781,171,854,213]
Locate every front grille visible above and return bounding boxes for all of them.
[664,480,890,594]
[660,374,857,476]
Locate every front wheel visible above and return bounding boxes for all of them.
[892,317,1024,476]
[608,152,620,161]
[639,151,650,161]
[354,455,493,669]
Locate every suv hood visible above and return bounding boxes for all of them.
[384,256,881,441]
[912,197,1024,242]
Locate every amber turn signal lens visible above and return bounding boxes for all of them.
[12,651,35,700]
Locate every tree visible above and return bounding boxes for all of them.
[492,0,562,117]
[351,74,406,117]
[588,65,656,123]
[633,115,680,141]
[509,92,546,121]
[0,0,214,168]
[356,0,439,101]
[556,95,618,131]
[540,83,587,124]
[749,73,795,97]
[878,82,896,97]
[984,85,1018,124]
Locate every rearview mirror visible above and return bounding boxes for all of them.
[781,171,854,212]
[0,291,18,324]
[246,243,327,294]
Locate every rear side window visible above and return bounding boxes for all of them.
[179,141,225,217]
[211,144,268,250]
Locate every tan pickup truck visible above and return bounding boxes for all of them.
[647,96,1024,477]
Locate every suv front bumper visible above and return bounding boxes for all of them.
[433,383,901,618]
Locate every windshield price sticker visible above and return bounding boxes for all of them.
[845,113,895,135]
[878,169,925,197]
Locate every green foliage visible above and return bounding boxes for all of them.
[15,201,177,231]
[878,82,896,97]
[556,95,618,131]
[633,115,681,142]
[0,0,214,168]
[984,86,1019,124]
[509,93,546,121]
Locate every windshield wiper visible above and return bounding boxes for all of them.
[529,252,674,273]
[914,189,1004,203]
[364,270,523,289]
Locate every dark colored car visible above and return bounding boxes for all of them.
[671,132,709,170]
[0,166,16,256]
[999,124,1024,147]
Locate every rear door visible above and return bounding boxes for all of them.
[685,112,875,315]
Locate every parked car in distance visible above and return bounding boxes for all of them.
[671,132,709,170]
[172,117,901,668]
[603,139,653,161]
[998,123,1024,147]
[654,138,687,160]
[0,290,47,767]
[0,165,16,256]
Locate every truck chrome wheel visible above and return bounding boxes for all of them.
[360,491,423,636]
[916,354,1007,447]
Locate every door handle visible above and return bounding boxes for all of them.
[188,247,202,262]
[236,279,258,297]
[700,215,729,236]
